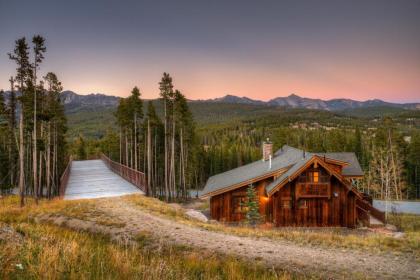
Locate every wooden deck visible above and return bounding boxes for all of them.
[64,160,144,200]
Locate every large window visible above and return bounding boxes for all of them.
[232,196,248,214]
[312,171,319,183]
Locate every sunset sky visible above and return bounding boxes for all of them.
[0,0,419,102]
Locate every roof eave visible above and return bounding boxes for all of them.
[199,166,291,199]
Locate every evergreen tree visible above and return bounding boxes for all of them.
[407,133,420,199]
[76,135,87,160]
[159,72,174,201]
[8,37,31,207]
[354,126,363,167]
[0,90,9,192]
[8,77,17,188]
[244,184,261,226]
[32,35,46,204]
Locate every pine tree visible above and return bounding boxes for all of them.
[32,35,46,204]
[77,135,87,160]
[127,86,143,171]
[8,37,31,207]
[0,90,9,192]
[244,184,261,226]
[354,126,363,167]
[159,72,174,201]
[8,77,17,188]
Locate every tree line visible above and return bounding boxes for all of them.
[0,36,67,206]
[74,102,419,201]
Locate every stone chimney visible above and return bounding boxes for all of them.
[262,138,273,161]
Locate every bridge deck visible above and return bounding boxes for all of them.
[64,160,143,200]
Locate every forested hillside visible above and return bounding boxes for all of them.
[68,92,420,200]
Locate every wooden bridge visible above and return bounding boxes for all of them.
[60,155,146,200]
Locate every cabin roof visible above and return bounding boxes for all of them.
[200,145,363,198]
[316,152,364,177]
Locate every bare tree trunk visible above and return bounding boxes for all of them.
[9,77,16,187]
[46,123,51,198]
[171,118,175,198]
[180,128,186,198]
[119,128,122,163]
[164,99,169,201]
[52,123,58,195]
[130,131,133,168]
[134,113,137,170]
[154,132,158,197]
[38,123,44,197]
[147,120,151,195]
[125,132,128,166]
[33,63,38,204]
[388,130,400,200]
[18,107,25,207]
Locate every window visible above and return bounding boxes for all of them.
[233,196,248,214]
[313,171,319,183]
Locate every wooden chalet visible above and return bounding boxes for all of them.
[200,142,385,228]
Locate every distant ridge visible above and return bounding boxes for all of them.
[3,90,419,111]
[204,93,420,111]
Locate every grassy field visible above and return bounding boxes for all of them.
[1,195,419,279]
[0,196,298,280]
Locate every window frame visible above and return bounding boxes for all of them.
[232,196,248,214]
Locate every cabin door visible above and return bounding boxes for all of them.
[296,198,329,226]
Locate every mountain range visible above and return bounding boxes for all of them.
[204,94,420,111]
[4,90,419,112]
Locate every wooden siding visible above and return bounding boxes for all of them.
[210,179,271,222]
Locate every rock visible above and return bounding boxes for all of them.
[0,225,23,243]
[393,232,405,239]
[385,224,398,231]
[185,209,208,223]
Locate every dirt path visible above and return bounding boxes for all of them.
[40,197,420,279]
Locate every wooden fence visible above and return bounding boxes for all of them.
[101,154,147,193]
[59,156,73,198]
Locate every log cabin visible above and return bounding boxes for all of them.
[200,141,385,228]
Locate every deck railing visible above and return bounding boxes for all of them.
[296,183,330,198]
[100,154,147,193]
[59,156,73,198]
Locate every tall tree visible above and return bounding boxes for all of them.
[8,77,17,187]
[31,35,46,203]
[159,73,174,201]
[127,86,143,170]
[43,72,64,198]
[8,37,31,207]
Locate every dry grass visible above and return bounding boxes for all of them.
[0,196,299,280]
[125,195,420,258]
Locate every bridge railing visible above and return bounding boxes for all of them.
[101,154,147,193]
[59,156,73,199]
